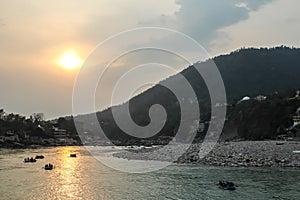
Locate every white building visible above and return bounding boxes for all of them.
[255,95,267,102]
[238,96,251,104]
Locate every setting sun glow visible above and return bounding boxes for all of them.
[59,52,82,70]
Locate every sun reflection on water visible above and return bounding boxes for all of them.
[22,146,125,200]
[46,147,85,199]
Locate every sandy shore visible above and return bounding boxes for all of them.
[113,141,300,168]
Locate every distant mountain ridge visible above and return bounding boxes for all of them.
[80,46,300,143]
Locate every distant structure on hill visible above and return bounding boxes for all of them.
[293,108,300,127]
[255,95,267,102]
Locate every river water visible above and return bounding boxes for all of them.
[0,146,299,200]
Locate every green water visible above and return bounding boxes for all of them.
[0,147,299,200]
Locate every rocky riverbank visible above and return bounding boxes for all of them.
[113,141,300,168]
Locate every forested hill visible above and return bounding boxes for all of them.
[213,46,300,102]
[81,46,300,143]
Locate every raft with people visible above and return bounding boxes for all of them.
[24,157,37,163]
[44,163,54,170]
[217,181,237,190]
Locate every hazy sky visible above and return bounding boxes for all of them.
[0,0,299,119]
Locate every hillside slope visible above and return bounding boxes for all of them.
[78,46,300,143]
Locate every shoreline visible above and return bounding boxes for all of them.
[2,141,300,169]
[113,141,300,168]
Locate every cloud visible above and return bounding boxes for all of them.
[139,0,273,51]
[211,0,300,55]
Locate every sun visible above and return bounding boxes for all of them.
[59,52,82,70]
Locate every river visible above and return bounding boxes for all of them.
[0,146,299,200]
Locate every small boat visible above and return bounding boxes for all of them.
[44,164,54,170]
[70,153,77,157]
[24,157,37,163]
[219,184,236,190]
[217,181,237,190]
[35,155,44,159]
[293,150,300,154]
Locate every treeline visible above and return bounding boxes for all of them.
[0,111,51,138]
[0,110,78,146]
